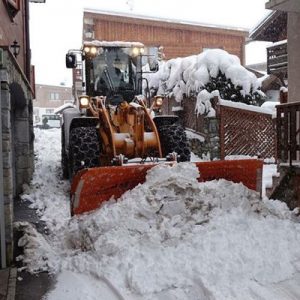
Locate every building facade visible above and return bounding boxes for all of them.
[83,10,248,64]
[250,10,288,83]
[265,0,300,103]
[0,0,40,268]
[33,84,73,126]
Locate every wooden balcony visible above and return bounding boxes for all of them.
[267,41,288,79]
[276,102,300,165]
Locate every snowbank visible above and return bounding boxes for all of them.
[16,129,300,300]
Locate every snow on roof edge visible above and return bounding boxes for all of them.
[249,10,279,40]
[266,39,287,48]
[84,40,144,48]
[84,8,249,33]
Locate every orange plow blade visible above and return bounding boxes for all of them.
[70,159,263,215]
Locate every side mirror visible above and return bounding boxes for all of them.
[149,60,159,72]
[66,53,77,68]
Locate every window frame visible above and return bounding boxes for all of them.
[49,92,60,101]
[7,0,20,10]
[3,0,20,18]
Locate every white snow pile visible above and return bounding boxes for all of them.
[15,128,300,300]
[146,49,262,117]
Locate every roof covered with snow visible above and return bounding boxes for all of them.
[84,40,144,48]
[249,10,287,42]
[84,8,249,34]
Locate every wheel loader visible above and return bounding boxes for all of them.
[63,40,263,216]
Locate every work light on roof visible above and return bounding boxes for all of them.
[83,46,97,56]
[132,47,143,57]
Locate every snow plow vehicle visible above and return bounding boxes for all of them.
[63,40,263,215]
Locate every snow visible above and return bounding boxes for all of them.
[146,49,263,117]
[185,129,205,142]
[16,128,300,300]
[260,101,280,116]
[84,40,144,48]
[220,99,274,115]
[267,39,287,48]
[84,8,249,33]
[53,103,75,114]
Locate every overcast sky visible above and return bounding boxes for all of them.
[29,0,272,87]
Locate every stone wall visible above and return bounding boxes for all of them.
[161,96,220,160]
[0,48,34,264]
[188,117,220,160]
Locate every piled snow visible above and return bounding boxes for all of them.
[220,99,274,115]
[147,49,262,116]
[260,101,280,116]
[16,128,300,300]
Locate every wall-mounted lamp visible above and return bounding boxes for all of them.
[10,40,20,58]
[85,30,93,39]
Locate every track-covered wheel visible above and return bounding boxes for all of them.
[61,124,69,179]
[69,126,100,178]
[157,123,191,162]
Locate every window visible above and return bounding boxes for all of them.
[49,92,59,100]
[142,46,159,65]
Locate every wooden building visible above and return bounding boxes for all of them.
[83,10,248,64]
[254,0,300,207]
[250,10,288,81]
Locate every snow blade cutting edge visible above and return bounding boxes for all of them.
[70,159,263,215]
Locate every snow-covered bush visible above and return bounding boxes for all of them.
[145,49,266,116]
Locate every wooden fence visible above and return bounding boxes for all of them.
[161,97,276,160]
[219,102,276,159]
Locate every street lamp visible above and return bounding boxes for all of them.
[10,40,20,58]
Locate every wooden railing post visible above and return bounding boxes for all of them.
[276,102,300,166]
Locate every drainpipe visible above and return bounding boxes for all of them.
[0,69,6,268]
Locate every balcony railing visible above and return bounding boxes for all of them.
[267,41,288,78]
[276,102,300,165]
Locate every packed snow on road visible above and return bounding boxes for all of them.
[16,128,300,300]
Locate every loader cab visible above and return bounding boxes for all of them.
[83,44,144,103]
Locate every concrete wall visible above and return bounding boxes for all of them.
[0,49,34,265]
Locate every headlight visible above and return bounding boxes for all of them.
[90,47,97,55]
[79,96,89,108]
[154,96,163,107]
[140,47,145,54]
[83,46,90,53]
